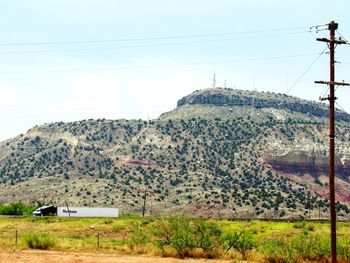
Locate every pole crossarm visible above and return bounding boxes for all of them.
[316,38,348,45]
[315,80,350,86]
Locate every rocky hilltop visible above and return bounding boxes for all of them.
[177,88,350,122]
[0,88,350,218]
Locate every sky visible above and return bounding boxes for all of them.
[0,0,349,141]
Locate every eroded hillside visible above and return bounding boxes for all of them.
[0,88,350,218]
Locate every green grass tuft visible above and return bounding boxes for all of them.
[23,232,56,250]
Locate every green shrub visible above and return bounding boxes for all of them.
[193,219,222,253]
[23,232,56,250]
[0,201,35,216]
[261,232,331,263]
[292,231,330,261]
[128,222,149,252]
[152,218,176,251]
[261,239,298,263]
[222,230,256,260]
[292,221,307,229]
[169,218,195,257]
[305,224,315,232]
[152,217,222,258]
[338,238,350,261]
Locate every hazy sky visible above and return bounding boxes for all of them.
[0,0,349,141]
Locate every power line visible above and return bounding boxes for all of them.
[0,26,308,46]
[0,31,310,55]
[0,53,317,74]
[0,105,169,112]
[310,24,329,31]
[321,85,330,98]
[336,30,350,45]
[286,47,327,94]
[335,101,349,115]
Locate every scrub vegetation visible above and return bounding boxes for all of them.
[0,201,35,216]
[0,216,349,262]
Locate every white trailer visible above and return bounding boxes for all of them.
[57,207,119,217]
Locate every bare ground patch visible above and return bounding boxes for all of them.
[0,250,231,263]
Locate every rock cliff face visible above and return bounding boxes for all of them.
[263,151,350,203]
[263,151,350,179]
[177,88,350,122]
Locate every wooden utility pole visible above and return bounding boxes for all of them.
[319,201,321,221]
[142,190,147,218]
[315,20,349,263]
[139,189,155,218]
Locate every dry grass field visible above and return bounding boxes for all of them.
[0,216,349,262]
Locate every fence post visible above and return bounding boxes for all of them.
[15,228,18,246]
[97,233,99,248]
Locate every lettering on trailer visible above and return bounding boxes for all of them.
[62,210,77,213]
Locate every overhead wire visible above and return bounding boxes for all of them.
[0,31,310,55]
[0,26,308,46]
[335,101,350,115]
[286,47,328,94]
[0,53,317,74]
[336,30,350,45]
[321,85,330,98]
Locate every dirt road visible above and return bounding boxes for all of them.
[0,250,231,263]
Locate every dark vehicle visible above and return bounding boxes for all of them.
[32,205,57,216]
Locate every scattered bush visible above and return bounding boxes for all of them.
[152,217,222,258]
[305,224,315,231]
[168,218,195,257]
[261,232,331,262]
[127,222,149,252]
[292,221,307,229]
[222,230,256,260]
[23,232,56,250]
[292,231,330,260]
[128,218,350,261]
[261,239,298,263]
[193,219,222,253]
[338,238,350,261]
[0,201,35,216]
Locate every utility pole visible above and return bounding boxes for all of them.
[139,189,155,218]
[315,20,349,263]
[319,201,321,221]
[142,190,147,218]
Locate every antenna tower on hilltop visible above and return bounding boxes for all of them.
[212,73,216,88]
[251,77,257,116]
